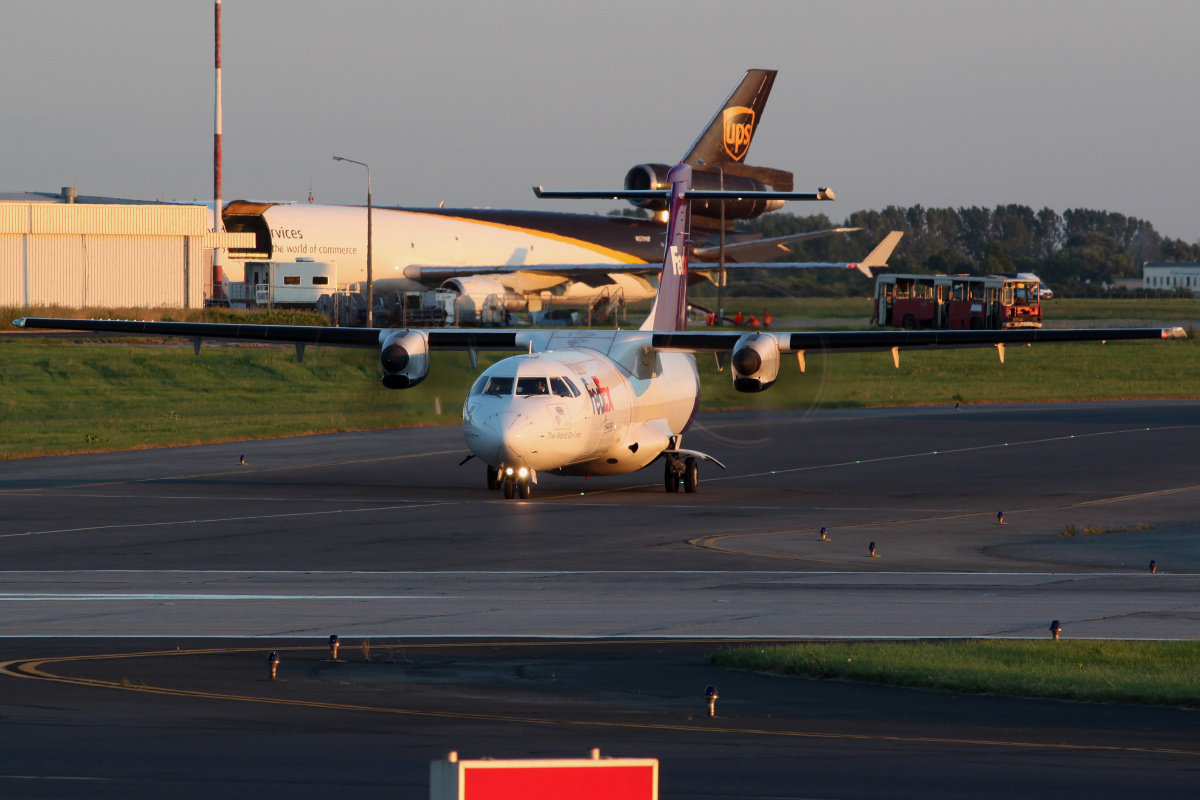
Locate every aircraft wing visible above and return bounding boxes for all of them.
[701,231,903,277]
[652,326,1187,354]
[11,318,525,352]
[692,227,862,262]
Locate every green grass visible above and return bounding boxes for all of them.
[1,335,1197,459]
[712,640,1200,707]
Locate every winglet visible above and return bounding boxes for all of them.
[851,231,904,277]
[1164,327,1188,339]
[13,318,25,328]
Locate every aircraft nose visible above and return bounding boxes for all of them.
[469,410,534,465]
[497,411,534,459]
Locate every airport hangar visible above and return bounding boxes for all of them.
[0,189,250,308]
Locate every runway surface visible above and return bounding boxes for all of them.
[2,400,1199,798]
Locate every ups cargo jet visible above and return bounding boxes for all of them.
[17,164,1186,499]
[220,70,876,319]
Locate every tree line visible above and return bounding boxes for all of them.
[731,205,1200,298]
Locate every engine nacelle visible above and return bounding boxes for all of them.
[379,330,429,390]
[624,163,784,219]
[442,276,526,324]
[731,332,780,393]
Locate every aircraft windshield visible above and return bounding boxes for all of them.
[483,377,515,396]
[516,377,550,396]
[550,377,578,397]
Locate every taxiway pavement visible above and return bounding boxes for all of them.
[3,401,1199,799]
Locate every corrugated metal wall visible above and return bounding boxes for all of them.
[0,235,23,306]
[0,203,234,308]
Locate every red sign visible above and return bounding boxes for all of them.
[431,757,658,800]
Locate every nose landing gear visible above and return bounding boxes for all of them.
[497,467,532,499]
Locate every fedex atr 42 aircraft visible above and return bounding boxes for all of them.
[218,70,877,316]
[15,165,1187,499]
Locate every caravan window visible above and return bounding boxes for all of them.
[312,276,329,285]
[283,276,300,285]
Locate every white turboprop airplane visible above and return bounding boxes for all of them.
[15,165,1186,499]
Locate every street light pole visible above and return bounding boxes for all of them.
[697,160,726,325]
[333,156,373,327]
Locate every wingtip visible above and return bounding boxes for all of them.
[1166,327,1187,339]
[532,186,544,198]
[13,318,25,328]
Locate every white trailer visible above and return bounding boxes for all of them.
[230,259,337,309]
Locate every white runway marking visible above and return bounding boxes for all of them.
[0,501,455,539]
[0,594,457,601]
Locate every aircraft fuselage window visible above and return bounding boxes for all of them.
[483,377,514,396]
[549,377,574,397]
[517,377,549,396]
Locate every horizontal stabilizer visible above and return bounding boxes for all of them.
[534,187,835,202]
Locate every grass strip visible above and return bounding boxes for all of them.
[712,640,1200,707]
[1,335,1198,460]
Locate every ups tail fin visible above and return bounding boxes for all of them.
[852,231,904,277]
[640,164,693,332]
[682,69,777,166]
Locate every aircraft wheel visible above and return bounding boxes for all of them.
[683,457,698,493]
[901,314,917,330]
[518,479,531,500]
[503,477,515,499]
[486,465,501,490]
[664,458,680,493]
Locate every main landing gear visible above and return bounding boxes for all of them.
[664,454,698,494]
[489,465,531,500]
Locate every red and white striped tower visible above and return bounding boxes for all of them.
[212,0,225,299]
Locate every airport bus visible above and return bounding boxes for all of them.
[873,274,1043,330]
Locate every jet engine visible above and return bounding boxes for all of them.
[379,330,429,389]
[730,332,780,393]
[623,163,784,219]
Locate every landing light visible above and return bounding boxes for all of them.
[518,467,529,477]
[505,467,514,475]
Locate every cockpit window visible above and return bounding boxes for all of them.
[483,377,514,396]
[549,377,576,397]
[516,377,550,396]
[469,375,488,396]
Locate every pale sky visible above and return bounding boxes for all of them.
[3,1,1198,241]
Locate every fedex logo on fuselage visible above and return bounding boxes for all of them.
[587,376,613,414]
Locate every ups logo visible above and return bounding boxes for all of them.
[722,106,755,161]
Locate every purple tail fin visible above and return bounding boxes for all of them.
[640,163,692,332]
